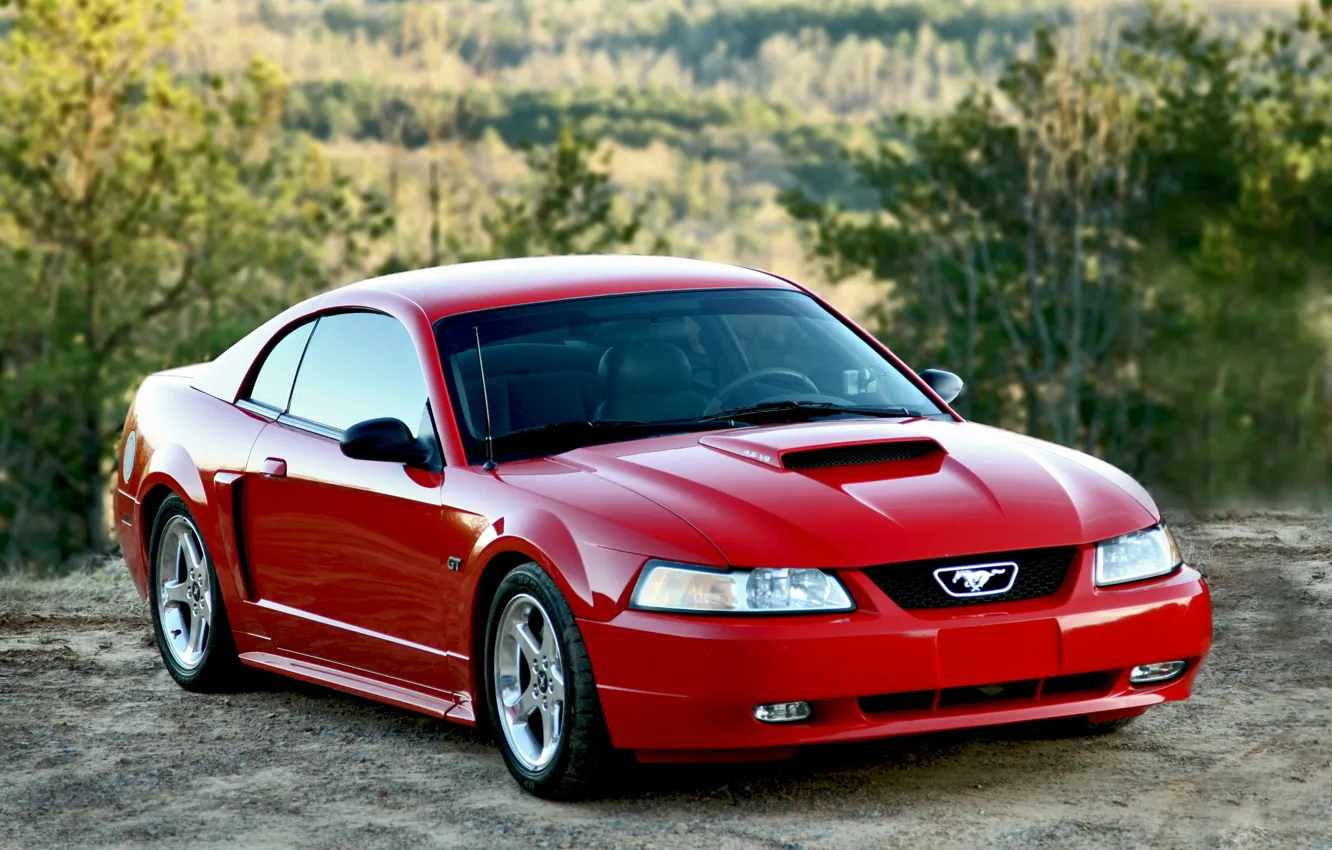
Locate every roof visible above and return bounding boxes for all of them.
[344,255,799,322]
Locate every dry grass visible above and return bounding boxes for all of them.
[0,558,145,622]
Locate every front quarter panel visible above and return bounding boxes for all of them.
[467,457,727,615]
[118,377,267,621]
[441,458,726,709]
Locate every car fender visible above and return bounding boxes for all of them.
[131,445,217,596]
[452,506,663,707]
[121,374,266,616]
[139,442,210,511]
[467,510,595,612]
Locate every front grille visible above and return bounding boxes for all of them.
[782,439,939,470]
[938,678,1039,707]
[862,546,1078,610]
[859,671,1116,716]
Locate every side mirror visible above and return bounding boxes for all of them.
[919,369,964,404]
[340,418,432,467]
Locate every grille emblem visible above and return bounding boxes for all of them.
[933,562,1019,598]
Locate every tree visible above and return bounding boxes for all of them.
[398,0,498,268]
[462,122,668,261]
[786,25,1144,438]
[785,3,1332,502]
[0,0,386,563]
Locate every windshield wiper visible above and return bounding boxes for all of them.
[699,400,923,423]
[487,418,733,460]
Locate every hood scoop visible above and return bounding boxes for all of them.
[782,439,941,470]
[699,429,943,471]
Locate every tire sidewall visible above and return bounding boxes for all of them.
[148,496,228,687]
[483,563,587,792]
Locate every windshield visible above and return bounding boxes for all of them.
[436,288,945,464]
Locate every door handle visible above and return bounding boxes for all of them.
[260,457,287,479]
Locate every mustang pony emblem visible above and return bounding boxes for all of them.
[932,562,1020,597]
[953,568,1005,593]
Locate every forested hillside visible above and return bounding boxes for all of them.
[178,0,1302,294]
[0,0,1308,284]
[1,0,1327,567]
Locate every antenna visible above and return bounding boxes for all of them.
[474,326,498,471]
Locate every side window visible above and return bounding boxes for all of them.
[246,321,315,412]
[287,312,429,435]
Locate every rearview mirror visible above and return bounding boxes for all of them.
[340,418,432,467]
[918,369,964,404]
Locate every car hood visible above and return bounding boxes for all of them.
[553,418,1159,568]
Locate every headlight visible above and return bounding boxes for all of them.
[630,561,855,614]
[1094,524,1182,587]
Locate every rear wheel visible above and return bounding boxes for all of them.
[149,496,243,692]
[484,562,613,799]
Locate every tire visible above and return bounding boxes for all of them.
[483,562,613,800]
[1079,715,1138,735]
[148,495,243,692]
[1037,714,1139,738]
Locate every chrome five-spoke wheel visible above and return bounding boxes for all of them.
[486,563,612,798]
[155,514,214,670]
[493,593,566,771]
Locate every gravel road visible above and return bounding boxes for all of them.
[2,510,1330,849]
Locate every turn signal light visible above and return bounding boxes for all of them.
[1129,661,1186,684]
[753,701,813,723]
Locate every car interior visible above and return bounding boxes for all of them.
[450,317,715,437]
[439,290,943,458]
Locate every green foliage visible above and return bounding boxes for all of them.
[260,0,1083,115]
[466,122,669,260]
[5,0,1329,567]
[378,121,666,273]
[786,2,1332,502]
[283,83,795,148]
[322,1,402,41]
[279,82,876,211]
[585,0,1070,67]
[0,0,388,564]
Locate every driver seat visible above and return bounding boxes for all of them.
[596,343,709,422]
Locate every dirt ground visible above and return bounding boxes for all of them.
[2,510,1330,850]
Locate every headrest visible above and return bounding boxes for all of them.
[599,343,693,394]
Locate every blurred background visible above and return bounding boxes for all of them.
[1,0,1329,570]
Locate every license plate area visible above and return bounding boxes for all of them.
[936,618,1060,688]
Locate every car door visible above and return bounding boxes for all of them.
[241,310,455,692]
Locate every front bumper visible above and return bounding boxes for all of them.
[579,550,1211,759]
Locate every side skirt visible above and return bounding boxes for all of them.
[239,650,477,726]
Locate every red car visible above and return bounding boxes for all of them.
[116,256,1211,798]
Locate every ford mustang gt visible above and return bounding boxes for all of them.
[115,255,1212,798]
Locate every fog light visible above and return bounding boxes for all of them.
[753,701,812,723]
[1130,661,1186,684]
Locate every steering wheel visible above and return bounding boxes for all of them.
[714,367,821,410]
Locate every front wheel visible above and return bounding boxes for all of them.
[1079,715,1138,735]
[484,562,613,799]
[1035,713,1139,738]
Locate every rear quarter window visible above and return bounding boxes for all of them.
[245,321,315,411]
